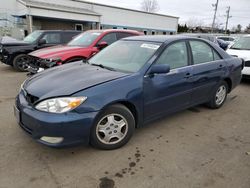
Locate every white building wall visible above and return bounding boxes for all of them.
[92,5,178,32]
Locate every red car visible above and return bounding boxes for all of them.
[28,29,142,72]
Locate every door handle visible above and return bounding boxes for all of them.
[184,72,192,78]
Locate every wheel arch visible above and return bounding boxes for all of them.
[100,100,139,128]
[224,77,232,93]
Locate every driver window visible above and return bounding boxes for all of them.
[98,33,117,45]
[156,42,188,69]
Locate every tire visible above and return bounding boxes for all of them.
[207,81,228,109]
[90,104,135,150]
[13,54,30,72]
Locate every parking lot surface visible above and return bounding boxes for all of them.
[0,63,250,188]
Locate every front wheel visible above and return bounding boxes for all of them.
[207,81,228,109]
[90,104,135,150]
[13,54,31,72]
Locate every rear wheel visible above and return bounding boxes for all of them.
[13,54,30,72]
[207,81,228,109]
[90,104,135,150]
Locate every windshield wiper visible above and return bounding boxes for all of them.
[91,63,116,71]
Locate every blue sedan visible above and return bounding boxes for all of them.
[15,36,243,149]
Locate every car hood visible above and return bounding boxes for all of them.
[227,48,250,61]
[23,62,128,100]
[0,36,30,46]
[29,45,87,59]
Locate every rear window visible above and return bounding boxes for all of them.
[116,32,138,40]
[62,32,81,43]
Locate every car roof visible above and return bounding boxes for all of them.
[122,35,201,43]
[88,29,142,34]
[35,30,81,33]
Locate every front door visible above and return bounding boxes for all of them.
[143,41,193,121]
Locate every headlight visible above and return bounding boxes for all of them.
[35,97,87,113]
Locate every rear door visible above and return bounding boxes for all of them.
[143,41,193,121]
[189,40,226,104]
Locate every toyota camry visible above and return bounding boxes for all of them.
[15,36,242,150]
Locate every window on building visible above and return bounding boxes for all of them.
[113,27,117,29]
[143,30,147,35]
[75,24,83,31]
[41,33,61,44]
[163,31,167,35]
[98,33,117,45]
[152,31,155,35]
[156,42,188,70]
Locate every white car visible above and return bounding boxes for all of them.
[227,35,250,78]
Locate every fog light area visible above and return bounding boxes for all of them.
[40,136,64,144]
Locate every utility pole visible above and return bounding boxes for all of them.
[211,0,219,33]
[225,6,232,34]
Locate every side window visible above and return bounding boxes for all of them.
[98,33,117,45]
[213,51,221,61]
[116,32,135,40]
[156,42,188,69]
[62,32,79,43]
[190,41,214,64]
[41,33,61,44]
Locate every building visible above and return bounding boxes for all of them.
[1,0,179,37]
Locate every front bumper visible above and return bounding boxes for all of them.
[242,67,250,76]
[15,90,98,147]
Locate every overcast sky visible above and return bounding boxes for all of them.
[86,0,250,29]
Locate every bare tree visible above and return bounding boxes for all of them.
[141,0,159,13]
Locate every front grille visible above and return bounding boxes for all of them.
[244,61,250,67]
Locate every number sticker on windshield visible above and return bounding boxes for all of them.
[141,43,160,50]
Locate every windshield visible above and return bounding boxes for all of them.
[88,40,161,73]
[23,31,42,43]
[68,31,101,46]
[230,37,250,50]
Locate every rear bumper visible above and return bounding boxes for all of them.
[16,91,98,148]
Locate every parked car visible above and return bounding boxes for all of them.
[27,29,143,74]
[15,36,242,149]
[227,35,250,79]
[217,36,236,47]
[0,30,81,71]
[183,34,229,50]
[216,38,230,50]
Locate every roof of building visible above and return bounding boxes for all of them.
[21,0,101,16]
[71,0,179,19]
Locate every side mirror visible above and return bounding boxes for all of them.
[97,41,108,49]
[38,39,46,45]
[149,64,170,75]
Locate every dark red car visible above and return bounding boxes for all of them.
[28,29,142,73]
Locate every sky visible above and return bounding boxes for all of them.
[86,0,250,30]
